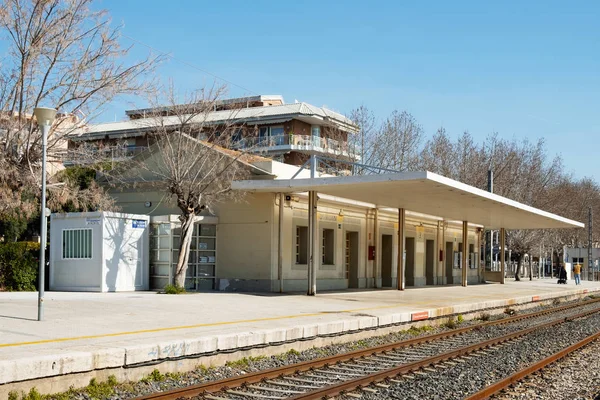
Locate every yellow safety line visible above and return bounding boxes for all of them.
[0,294,523,349]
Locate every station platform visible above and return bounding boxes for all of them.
[1,279,599,394]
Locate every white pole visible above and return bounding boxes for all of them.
[34,107,56,322]
[38,123,48,321]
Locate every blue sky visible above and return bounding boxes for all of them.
[99,0,600,179]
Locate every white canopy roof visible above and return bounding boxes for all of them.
[232,171,584,230]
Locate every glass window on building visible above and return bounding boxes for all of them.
[270,126,285,144]
[150,221,217,291]
[258,127,269,143]
[311,125,321,137]
[62,229,92,259]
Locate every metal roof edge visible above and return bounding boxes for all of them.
[424,171,585,228]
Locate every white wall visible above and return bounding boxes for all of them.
[50,212,149,292]
[102,213,149,291]
[50,212,104,291]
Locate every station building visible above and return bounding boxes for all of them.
[102,147,581,293]
[109,158,484,292]
[63,95,584,293]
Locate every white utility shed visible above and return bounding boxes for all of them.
[50,211,150,292]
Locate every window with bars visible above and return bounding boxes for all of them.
[345,234,350,278]
[322,228,335,265]
[296,226,308,264]
[62,229,92,259]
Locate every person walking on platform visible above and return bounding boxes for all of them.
[558,265,568,284]
[573,263,582,285]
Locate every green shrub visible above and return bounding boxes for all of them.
[226,355,267,369]
[444,318,458,329]
[141,369,166,383]
[13,387,43,400]
[163,284,186,294]
[86,377,115,399]
[0,241,40,291]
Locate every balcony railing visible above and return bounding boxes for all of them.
[62,146,148,165]
[232,134,359,157]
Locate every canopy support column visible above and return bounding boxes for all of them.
[462,221,468,287]
[373,208,379,288]
[397,208,405,291]
[307,190,318,296]
[500,228,506,284]
[436,221,442,285]
[278,193,284,293]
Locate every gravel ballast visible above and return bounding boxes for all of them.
[351,312,600,400]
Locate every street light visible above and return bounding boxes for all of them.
[33,107,57,322]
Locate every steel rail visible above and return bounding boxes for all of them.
[133,298,600,400]
[465,330,600,400]
[286,306,600,400]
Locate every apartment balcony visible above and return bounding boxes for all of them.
[232,134,360,160]
[62,146,148,166]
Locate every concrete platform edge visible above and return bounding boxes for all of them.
[1,286,597,388]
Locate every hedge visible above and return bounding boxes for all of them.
[0,241,40,291]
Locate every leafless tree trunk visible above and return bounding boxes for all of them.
[107,85,254,288]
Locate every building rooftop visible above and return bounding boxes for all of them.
[125,95,286,118]
[71,98,358,140]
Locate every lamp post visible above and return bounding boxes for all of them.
[33,107,57,322]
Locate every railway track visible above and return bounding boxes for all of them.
[466,329,600,400]
[134,298,600,400]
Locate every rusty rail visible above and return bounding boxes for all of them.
[465,330,600,400]
[134,298,600,400]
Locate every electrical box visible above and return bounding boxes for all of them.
[368,246,376,260]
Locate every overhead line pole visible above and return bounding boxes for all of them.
[589,207,593,282]
[488,168,494,273]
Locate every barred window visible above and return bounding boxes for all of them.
[322,228,335,265]
[62,229,92,259]
[296,226,308,264]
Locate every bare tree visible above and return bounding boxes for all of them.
[348,105,376,172]
[0,0,159,226]
[371,110,423,171]
[418,127,455,177]
[110,87,256,288]
[346,104,595,273]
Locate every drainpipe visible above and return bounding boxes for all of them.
[373,208,379,288]
[278,193,284,293]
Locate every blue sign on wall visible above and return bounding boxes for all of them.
[132,219,146,229]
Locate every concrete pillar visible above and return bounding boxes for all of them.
[500,228,506,284]
[442,221,447,284]
[397,208,405,291]
[462,221,468,287]
[278,193,284,293]
[478,228,484,283]
[373,208,379,288]
[436,221,442,285]
[307,190,318,295]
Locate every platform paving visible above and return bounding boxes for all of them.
[1,279,599,387]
